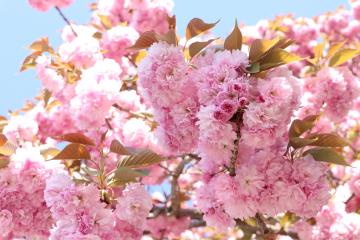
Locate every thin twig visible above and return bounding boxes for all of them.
[55,6,78,37]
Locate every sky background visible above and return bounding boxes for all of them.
[0,0,349,115]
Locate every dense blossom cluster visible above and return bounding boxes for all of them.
[1,0,359,239]
[0,145,59,239]
[294,183,360,240]
[138,42,199,154]
[45,174,151,239]
[300,67,359,122]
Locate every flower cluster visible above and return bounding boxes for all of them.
[138,42,199,154]
[28,0,73,11]
[94,0,173,34]
[0,144,60,239]
[5,0,360,239]
[45,174,152,240]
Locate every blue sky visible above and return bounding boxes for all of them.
[0,0,348,115]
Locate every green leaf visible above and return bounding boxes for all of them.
[304,147,349,166]
[108,167,147,186]
[289,137,318,149]
[188,38,217,59]
[307,133,349,147]
[260,48,302,71]
[329,49,360,67]
[246,62,260,73]
[186,18,219,40]
[224,19,242,51]
[118,149,163,169]
[288,115,319,138]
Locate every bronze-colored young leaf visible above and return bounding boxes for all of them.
[98,15,112,29]
[289,137,318,149]
[304,147,349,166]
[110,139,131,155]
[167,15,176,30]
[0,142,16,156]
[50,143,91,160]
[0,134,7,146]
[128,31,158,51]
[189,39,217,59]
[260,48,302,70]
[20,51,42,72]
[92,32,102,39]
[249,38,280,62]
[289,115,319,138]
[108,167,146,186]
[29,37,54,54]
[307,133,349,147]
[0,116,7,132]
[41,148,61,160]
[53,133,96,146]
[327,41,346,59]
[0,156,10,169]
[118,149,162,168]
[275,38,295,49]
[156,29,177,45]
[329,48,360,67]
[43,89,52,107]
[186,18,219,40]
[308,42,325,66]
[224,19,242,51]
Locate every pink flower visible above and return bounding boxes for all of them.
[197,105,236,173]
[146,215,190,238]
[0,210,13,236]
[138,42,199,154]
[101,26,139,61]
[59,36,102,69]
[115,183,152,228]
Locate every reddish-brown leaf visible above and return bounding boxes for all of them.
[51,143,91,160]
[167,15,176,30]
[156,29,177,45]
[0,142,17,156]
[53,133,96,146]
[0,134,7,146]
[224,19,242,51]
[128,31,158,51]
[110,139,131,155]
[186,18,219,40]
[189,39,217,59]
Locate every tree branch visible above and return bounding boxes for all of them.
[54,7,78,37]
[170,157,189,216]
[229,110,243,176]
